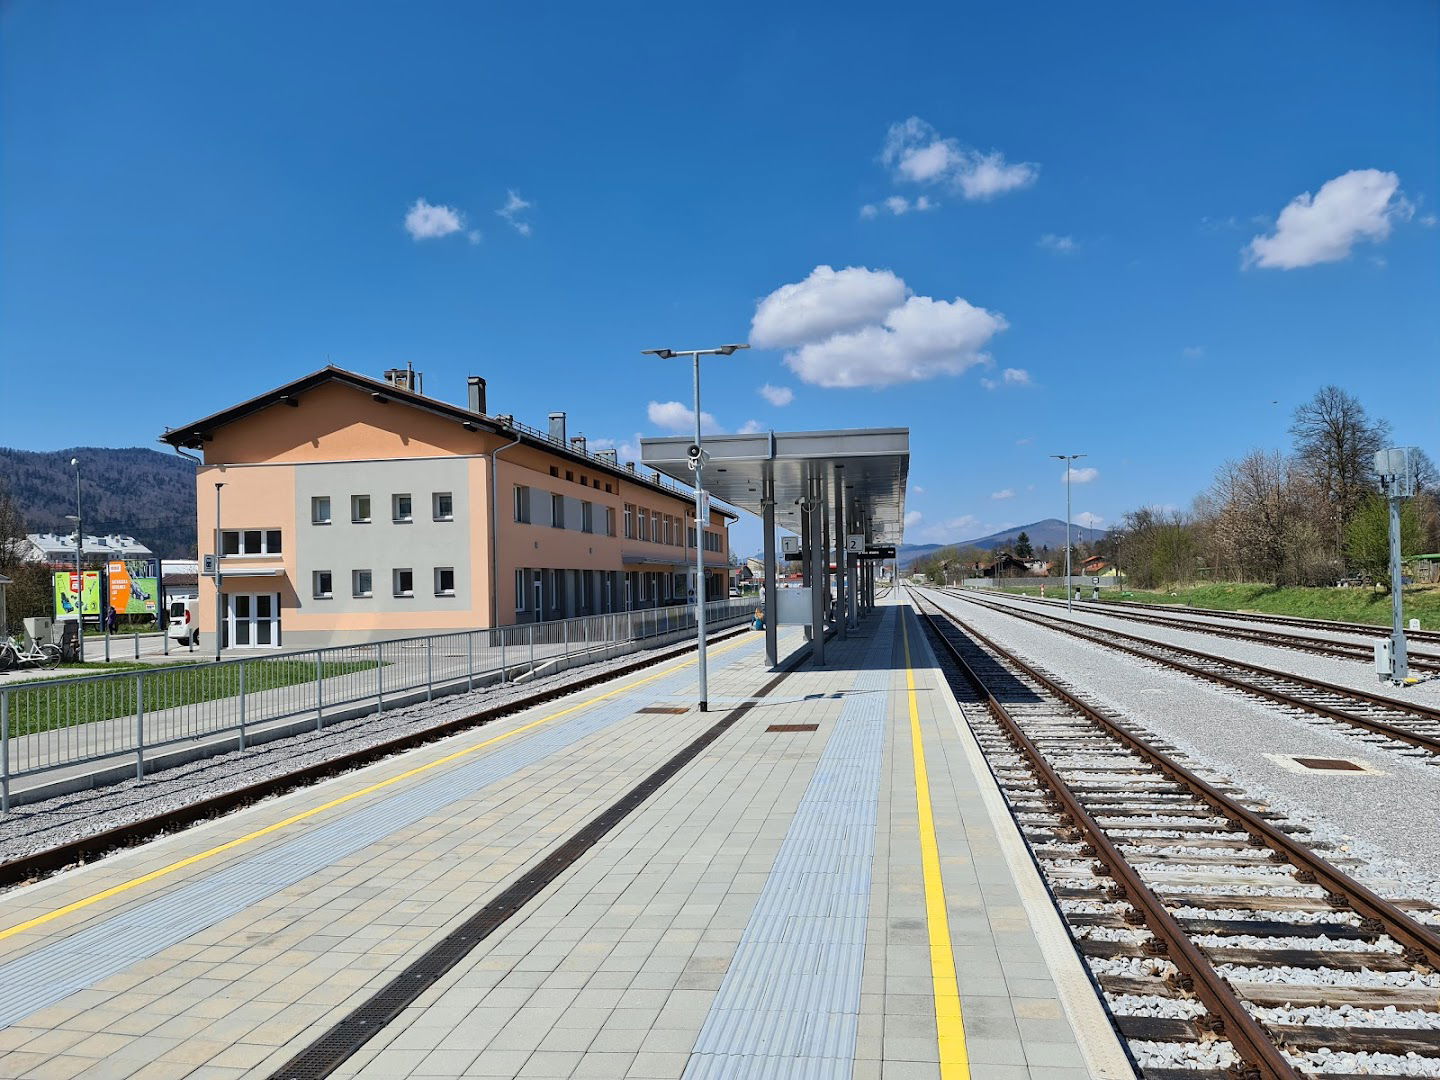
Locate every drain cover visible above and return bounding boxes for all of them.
[1292,757,1364,771]
[766,723,819,733]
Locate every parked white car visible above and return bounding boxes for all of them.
[167,597,200,646]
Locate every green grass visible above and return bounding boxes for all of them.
[6,659,377,738]
[1094,582,1440,630]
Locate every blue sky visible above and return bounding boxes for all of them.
[3,2,1437,555]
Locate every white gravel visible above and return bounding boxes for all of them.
[1287,1049,1440,1077]
[923,590,1440,907]
[1251,1003,1440,1029]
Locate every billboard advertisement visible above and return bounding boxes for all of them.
[53,562,160,619]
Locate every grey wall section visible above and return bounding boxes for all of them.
[293,458,474,620]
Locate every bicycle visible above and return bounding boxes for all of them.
[0,636,62,670]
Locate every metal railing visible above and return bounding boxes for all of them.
[0,598,755,810]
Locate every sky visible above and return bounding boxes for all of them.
[3,2,1437,556]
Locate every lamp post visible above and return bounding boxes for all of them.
[641,343,749,712]
[1051,454,1086,613]
[213,482,225,661]
[1375,447,1418,685]
[69,458,84,661]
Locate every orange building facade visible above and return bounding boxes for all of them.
[163,367,734,648]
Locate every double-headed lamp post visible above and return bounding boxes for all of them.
[641,343,750,712]
[70,457,83,659]
[1051,453,1086,613]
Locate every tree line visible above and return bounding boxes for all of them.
[1108,386,1437,590]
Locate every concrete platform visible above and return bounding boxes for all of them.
[0,598,1131,1079]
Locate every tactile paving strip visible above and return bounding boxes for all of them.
[0,642,762,1030]
[685,612,894,1079]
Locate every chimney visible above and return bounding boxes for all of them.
[625,461,636,472]
[597,448,618,464]
[382,362,423,394]
[548,412,567,444]
[570,435,587,455]
[467,376,486,415]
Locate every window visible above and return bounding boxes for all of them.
[352,494,371,523]
[514,485,531,523]
[688,526,697,548]
[638,509,650,541]
[624,504,635,538]
[313,570,333,599]
[549,466,559,477]
[565,470,573,482]
[392,493,413,523]
[551,492,565,528]
[434,567,455,596]
[433,492,453,521]
[664,515,674,546]
[651,512,660,543]
[515,569,527,611]
[352,569,373,598]
[393,568,414,597]
[581,501,594,534]
[220,529,282,556]
[605,507,616,537]
[311,496,331,525]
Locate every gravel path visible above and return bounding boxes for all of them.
[0,630,751,870]
[966,589,1440,709]
[921,590,1440,907]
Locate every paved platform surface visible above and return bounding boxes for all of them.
[0,600,1129,1079]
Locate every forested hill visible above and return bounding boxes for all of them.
[0,447,198,558]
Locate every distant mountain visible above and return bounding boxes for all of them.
[899,518,1109,567]
[0,447,198,558]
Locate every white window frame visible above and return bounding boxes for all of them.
[433,492,454,521]
[312,570,333,599]
[551,492,565,529]
[624,504,635,539]
[434,566,455,597]
[221,529,282,557]
[392,493,413,523]
[311,496,331,525]
[352,569,373,598]
[515,569,527,611]
[514,485,530,524]
[351,494,371,524]
[393,568,414,597]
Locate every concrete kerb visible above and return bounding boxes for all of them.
[900,596,1139,1080]
[4,614,754,809]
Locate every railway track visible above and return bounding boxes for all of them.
[931,588,1440,760]
[910,590,1440,1080]
[963,590,1440,673]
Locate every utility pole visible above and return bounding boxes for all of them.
[1374,447,1417,685]
[1051,453,1086,612]
[214,482,225,661]
[70,458,83,661]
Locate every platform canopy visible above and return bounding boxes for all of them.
[641,427,909,546]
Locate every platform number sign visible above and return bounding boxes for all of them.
[781,536,801,555]
[1092,576,1100,585]
[846,535,864,553]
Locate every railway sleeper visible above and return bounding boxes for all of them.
[1078,938,1413,970]
[1114,1014,1440,1059]
[1096,973,1440,1011]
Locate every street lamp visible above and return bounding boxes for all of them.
[1051,453,1086,613]
[213,482,225,661]
[69,458,84,661]
[641,343,749,712]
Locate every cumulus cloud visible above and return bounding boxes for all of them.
[1038,233,1077,253]
[904,510,923,528]
[496,189,534,236]
[914,514,980,544]
[1245,169,1410,269]
[980,367,1032,391]
[404,198,465,240]
[1064,467,1099,484]
[882,117,1038,200]
[592,433,644,463]
[859,204,879,219]
[758,383,794,407]
[647,400,722,435]
[991,489,1014,500]
[751,265,909,350]
[737,419,764,434]
[752,266,1007,389]
[1075,511,1105,529]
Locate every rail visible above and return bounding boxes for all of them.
[0,598,755,810]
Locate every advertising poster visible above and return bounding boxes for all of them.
[53,566,160,619]
[53,571,101,617]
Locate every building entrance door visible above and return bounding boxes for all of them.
[227,592,282,648]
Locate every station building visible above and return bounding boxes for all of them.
[161,366,734,649]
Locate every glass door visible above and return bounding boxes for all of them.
[227,592,282,648]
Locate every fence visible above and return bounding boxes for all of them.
[0,598,755,810]
[957,576,1124,591]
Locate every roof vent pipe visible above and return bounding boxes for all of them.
[597,448,618,464]
[570,435,587,454]
[467,376,486,415]
[548,412,567,444]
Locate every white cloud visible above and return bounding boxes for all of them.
[991,489,1014,500]
[915,514,980,544]
[904,510,923,528]
[496,189,534,236]
[1245,169,1410,269]
[859,203,879,219]
[750,265,909,350]
[592,433,645,463]
[753,266,1008,390]
[467,230,483,245]
[1182,345,1204,359]
[647,400,723,435]
[1075,511,1104,529]
[737,419,764,434]
[1038,233,1077,253]
[1064,466,1099,484]
[911,485,925,494]
[980,367,1031,391]
[1420,213,1438,227]
[881,194,937,216]
[882,117,1038,201]
[758,383,794,407]
[404,198,464,240]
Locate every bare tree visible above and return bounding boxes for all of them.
[0,478,27,569]
[1289,386,1391,562]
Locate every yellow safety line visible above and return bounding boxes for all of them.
[901,611,971,1078]
[0,634,753,944]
